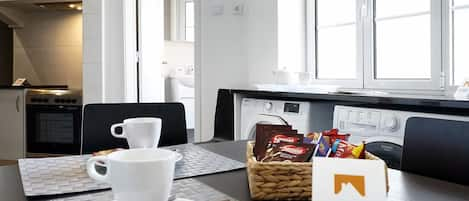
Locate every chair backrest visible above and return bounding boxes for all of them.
[82,103,187,154]
[402,117,469,185]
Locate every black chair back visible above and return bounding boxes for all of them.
[82,103,187,154]
[402,117,469,185]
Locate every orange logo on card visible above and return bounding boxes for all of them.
[334,174,366,197]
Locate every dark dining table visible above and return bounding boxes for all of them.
[1,140,469,201]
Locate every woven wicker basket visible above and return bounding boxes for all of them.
[246,141,387,200]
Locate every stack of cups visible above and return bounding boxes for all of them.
[87,117,182,201]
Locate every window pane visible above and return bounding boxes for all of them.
[317,0,356,26]
[185,2,194,26]
[317,25,357,79]
[185,1,194,41]
[375,0,430,19]
[454,0,469,6]
[453,9,469,85]
[185,27,194,42]
[375,15,431,79]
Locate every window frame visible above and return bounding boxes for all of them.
[306,0,364,88]
[306,0,448,90]
[364,0,444,90]
[448,0,469,86]
[171,0,194,41]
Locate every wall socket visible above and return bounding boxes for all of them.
[232,2,244,16]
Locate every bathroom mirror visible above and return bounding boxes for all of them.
[166,0,194,42]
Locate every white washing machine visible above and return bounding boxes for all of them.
[333,105,469,169]
[238,98,314,140]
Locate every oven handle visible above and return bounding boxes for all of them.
[16,95,20,112]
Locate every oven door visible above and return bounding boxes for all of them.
[26,105,82,155]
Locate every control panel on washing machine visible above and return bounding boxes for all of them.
[333,106,403,137]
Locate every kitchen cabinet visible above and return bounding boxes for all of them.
[0,21,13,85]
[0,89,26,159]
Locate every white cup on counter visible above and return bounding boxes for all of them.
[110,117,162,148]
[87,148,182,201]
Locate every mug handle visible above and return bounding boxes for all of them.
[86,156,110,183]
[110,123,126,138]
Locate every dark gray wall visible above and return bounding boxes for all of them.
[0,21,13,86]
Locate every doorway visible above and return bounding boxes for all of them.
[127,0,195,142]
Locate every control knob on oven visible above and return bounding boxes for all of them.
[383,116,399,132]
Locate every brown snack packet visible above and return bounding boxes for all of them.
[254,124,295,159]
[262,143,316,162]
[256,131,300,161]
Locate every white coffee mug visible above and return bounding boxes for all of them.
[87,149,182,201]
[110,117,162,148]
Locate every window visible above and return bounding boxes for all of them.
[184,0,194,41]
[316,0,357,79]
[307,0,449,90]
[374,0,431,79]
[306,0,363,88]
[451,0,469,85]
[171,0,194,42]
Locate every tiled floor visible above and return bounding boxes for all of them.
[187,129,194,143]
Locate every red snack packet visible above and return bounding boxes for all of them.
[329,134,351,144]
[322,129,350,144]
[332,140,355,158]
[270,134,303,144]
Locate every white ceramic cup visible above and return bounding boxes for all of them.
[110,117,162,148]
[87,148,182,201]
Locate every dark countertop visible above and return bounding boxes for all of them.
[214,88,469,141]
[2,141,469,201]
[225,88,469,110]
[0,85,68,90]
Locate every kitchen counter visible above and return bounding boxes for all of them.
[227,88,469,109]
[214,88,469,141]
[0,85,68,90]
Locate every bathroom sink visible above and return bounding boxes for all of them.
[171,75,194,88]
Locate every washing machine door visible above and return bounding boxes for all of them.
[243,114,289,140]
[365,142,402,170]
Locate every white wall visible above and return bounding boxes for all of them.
[197,0,249,142]
[245,0,278,85]
[82,0,131,104]
[82,0,104,104]
[277,0,306,72]
[13,11,82,89]
[196,0,306,141]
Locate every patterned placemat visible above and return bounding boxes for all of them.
[167,144,245,179]
[45,179,238,201]
[19,144,245,197]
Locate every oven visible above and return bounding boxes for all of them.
[26,89,82,157]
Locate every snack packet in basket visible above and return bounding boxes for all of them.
[331,139,355,158]
[313,135,331,157]
[254,124,298,160]
[262,143,315,162]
